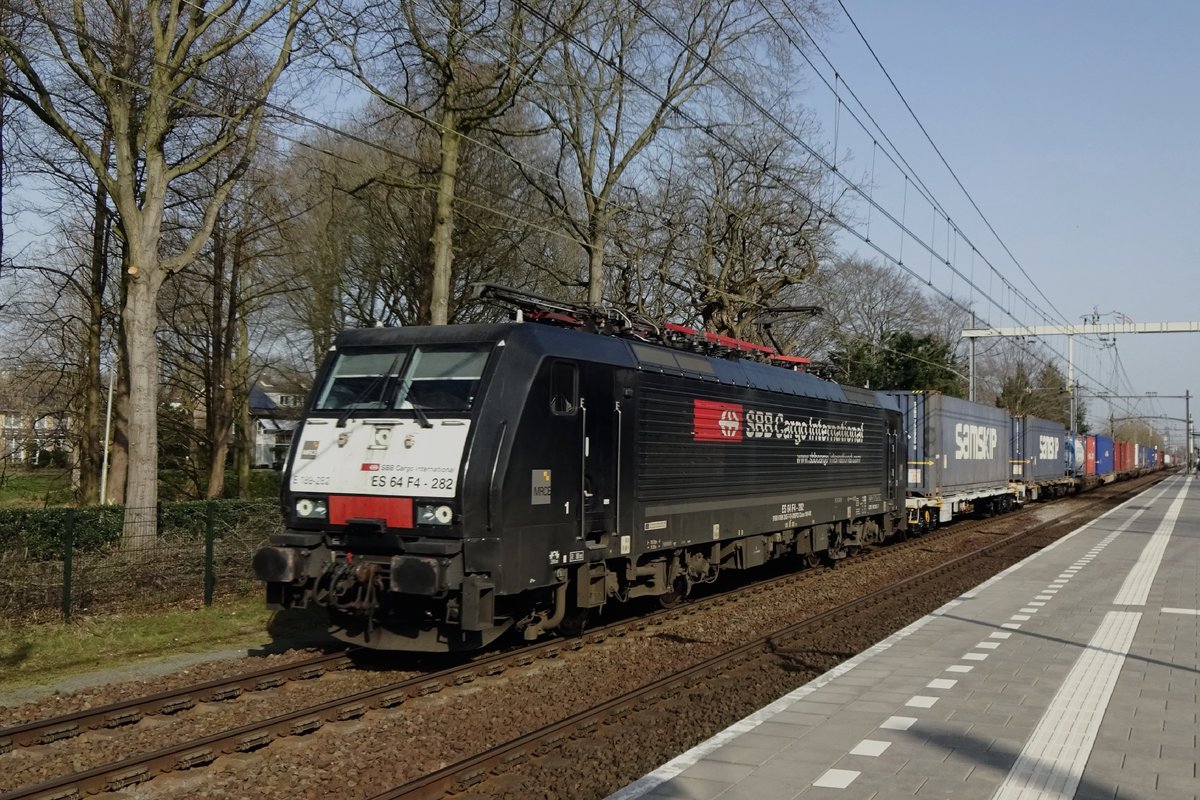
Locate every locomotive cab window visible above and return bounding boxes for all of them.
[313,345,489,414]
[550,361,578,415]
[314,349,411,411]
[394,346,490,413]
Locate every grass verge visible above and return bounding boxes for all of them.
[0,596,330,697]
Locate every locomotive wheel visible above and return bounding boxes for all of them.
[659,590,685,609]
[559,608,590,637]
[804,551,821,568]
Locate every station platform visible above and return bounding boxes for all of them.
[609,473,1199,800]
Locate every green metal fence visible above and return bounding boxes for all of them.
[0,500,282,623]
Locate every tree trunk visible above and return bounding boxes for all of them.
[79,131,112,504]
[205,220,233,500]
[429,109,460,325]
[79,286,104,504]
[105,302,131,505]
[233,313,251,498]
[121,270,163,549]
[586,213,607,306]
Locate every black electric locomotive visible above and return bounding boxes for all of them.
[253,286,908,651]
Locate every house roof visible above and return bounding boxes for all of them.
[249,384,279,412]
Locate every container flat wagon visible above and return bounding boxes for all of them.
[1009,415,1071,500]
[887,392,1016,527]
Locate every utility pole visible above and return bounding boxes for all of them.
[963,319,1200,437]
[1187,390,1193,475]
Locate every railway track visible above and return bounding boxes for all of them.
[0,650,353,755]
[0,474,1161,800]
[369,473,1163,800]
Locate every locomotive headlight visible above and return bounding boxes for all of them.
[295,498,327,518]
[418,504,454,525]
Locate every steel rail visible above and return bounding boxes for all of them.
[0,649,352,755]
[0,472,1162,800]
[366,475,1163,800]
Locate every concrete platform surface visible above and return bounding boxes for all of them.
[609,473,1199,800]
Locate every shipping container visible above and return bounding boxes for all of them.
[1066,434,1087,476]
[889,392,1011,496]
[1114,440,1133,472]
[1011,416,1067,483]
[1085,435,1097,475]
[1095,434,1115,475]
[1009,416,1025,481]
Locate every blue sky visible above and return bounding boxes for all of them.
[817,1,1200,446]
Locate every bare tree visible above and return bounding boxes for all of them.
[785,255,932,359]
[0,0,313,544]
[528,0,824,306]
[159,159,297,499]
[648,117,837,341]
[270,109,559,355]
[313,0,577,325]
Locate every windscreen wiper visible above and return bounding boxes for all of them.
[409,399,434,429]
[337,352,405,428]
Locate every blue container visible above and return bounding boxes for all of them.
[1094,434,1115,475]
[887,392,1012,496]
[1010,416,1067,482]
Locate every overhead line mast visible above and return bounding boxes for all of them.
[961,321,1200,472]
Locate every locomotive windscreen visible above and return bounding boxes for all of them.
[314,345,490,413]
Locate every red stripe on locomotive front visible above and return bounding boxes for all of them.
[329,496,414,528]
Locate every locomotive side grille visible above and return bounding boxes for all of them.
[636,380,887,501]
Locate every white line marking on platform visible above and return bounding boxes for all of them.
[850,739,891,757]
[976,642,999,650]
[1011,614,1031,621]
[991,611,1142,800]
[1113,483,1189,606]
[906,695,938,708]
[1163,607,1200,616]
[963,652,989,661]
[989,632,1012,640]
[880,716,917,730]
[814,769,860,789]
[946,665,973,673]
[927,678,957,689]
[603,478,1176,800]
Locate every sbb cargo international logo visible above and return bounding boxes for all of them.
[693,399,743,441]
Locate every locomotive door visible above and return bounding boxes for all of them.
[579,367,619,544]
[887,420,899,501]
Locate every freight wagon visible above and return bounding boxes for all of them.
[887,392,1016,527]
[1009,415,1072,500]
